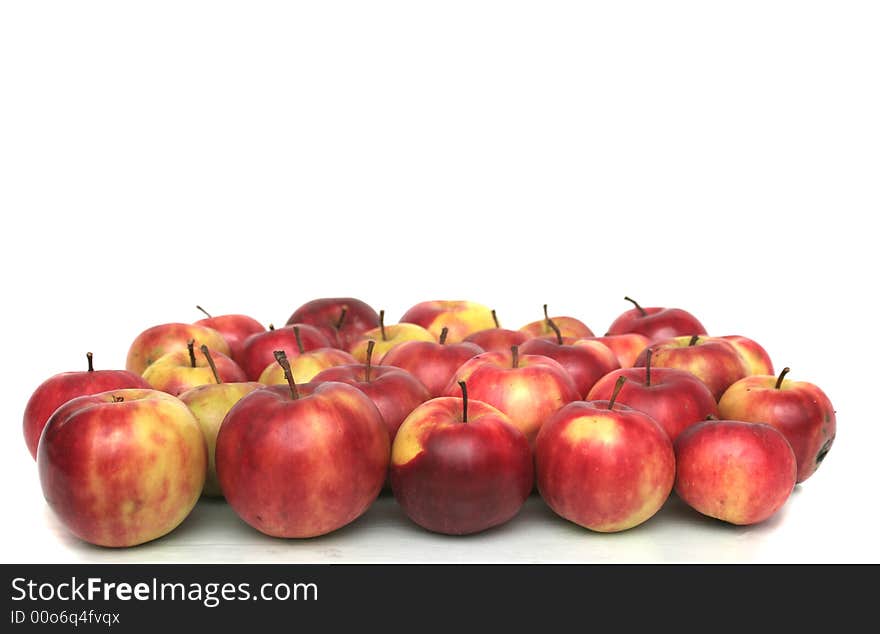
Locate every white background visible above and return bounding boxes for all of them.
[1,1,877,563]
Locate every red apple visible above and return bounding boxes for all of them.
[216,353,389,538]
[286,297,380,350]
[38,388,207,547]
[718,367,835,483]
[606,296,707,342]
[238,323,332,380]
[390,382,533,535]
[259,347,357,385]
[586,349,719,441]
[579,333,651,368]
[674,420,797,525]
[634,335,748,401]
[126,322,230,375]
[348,309,435,362]
[719,335,774,375]
[141,340,247,396]
[442,345,579,448]
[399,300,496,343]
[519,319,619,398]
[463,309,530,353]
[23,352,150,459]
[311,341,431,443]
[382,326,484,397]
[536,377,675,532]
[194,305,266,365]
[519,304,594,340]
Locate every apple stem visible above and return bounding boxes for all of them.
[200,345,222,384]
[86,352,94,372]
[491,309,500,328]
[273,350,299,400]
[624,296,647,317]
[112,395,125,403]
[365,340,375,382]
[459,380,469,423]
[196,305,212,319]
[269,323,275,331]
[187,339,196,368]
[379,310,387,341]
[688,335,700,347]
[775,367,790,389]
[608,375,627,409]
[335,306,348,330]
[293,326,305,354]
[645,348,652,386]
[705,414,717,421]
[439,327,449,345]
[511,345,520,369]
[546,316,563,345]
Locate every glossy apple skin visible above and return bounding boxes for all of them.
[141,348,247,396]
[442,350,579,448]
[634,336,748,401]
[287,297,379,350]
[258,348,357,385]
[391,397,533,535]
[674,420,797,525]
[720,335,774,375]
[520,337,620,398]
[37,389,207,547]
[179,382,264,496]
[216,382,389,538]
[311,364,430,442]
[606,305,707,343]
[464,328,529,353]
[382,339,484,397]
[348,323,436,363]
[23,367,150,459]
[399,300,496,343]
[238,324,332,380]
[580,334,651,368]
[519,316,594,340]
[126,323,230,375]
[587,367,718,441]
[718,374,835,483]
[536,400,675,532]
[194,314,265,366]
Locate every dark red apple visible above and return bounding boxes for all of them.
[238,323,332,380]
[606,296,707,343]
[286,297,380,350]
[194,305,265,365]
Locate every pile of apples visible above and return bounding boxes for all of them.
[23,298,836,547]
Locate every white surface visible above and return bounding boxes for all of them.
[1,1,878,564]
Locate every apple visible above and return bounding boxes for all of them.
[126,322,230,375]
[399,300,496,343]
[519,318,619,398]
[579,333,651,368]
[141,340,247,396]
[215,352,389,538]
[194,305,266,365]
[286,297,380,350]
[312,340,431,443]
[586,348,719,441]
[259,346,357,385]
[37,388,207,547]
[390,381,533,535]
[718,367,836,483]
[348,309,435,362]
[178,347,264,497]
[536,377,675,532]
[606,296,707,342]
[519,304,594,340]
[674,419,797,525]
[719,335,774,375]
[634,335,749,401]
[382,326,484,397]
[23,352,150,459]
[238,323,332,380]
[463,309,530,353]
[442,345,579,448]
